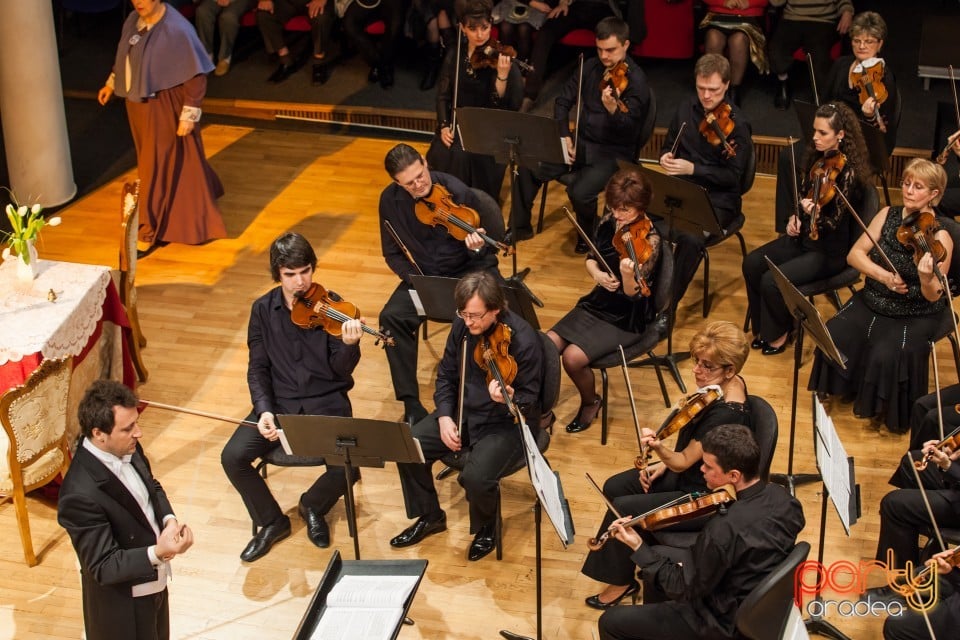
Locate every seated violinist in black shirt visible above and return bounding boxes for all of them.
[221,232,364,562]
[598,424,805,640]
[509,16,650,247]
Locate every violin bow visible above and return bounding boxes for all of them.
[835,188,900,278]
[930,342,946,442]
[563,207,617,276]
[806,53,820,106]
[619,345,647,459]
[951,65,960,136]
[383,220,424,276]
[573,53,585,161]
[450,23,463,140]
[668,121,687,157]
[787,137,802,241]
[907,450,948,554]
[139,400,258,427]
[585,472,624,519]
[456,336,467,439]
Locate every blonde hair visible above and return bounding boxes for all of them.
[902,158,947,206]
[689,320,750,373]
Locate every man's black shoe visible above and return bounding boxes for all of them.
[268,63,297,84]
[468,522,497,561]
[574,239,590,254]
[379,65,395,90]
[240,515,291,562]
[367,66,380,83]
[390,513,447,547]
[312,63,331,86]
[298,502,330,548]
[774,79,791,110]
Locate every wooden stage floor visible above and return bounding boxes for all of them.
[0,123,937,639]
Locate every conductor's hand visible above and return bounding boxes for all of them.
[439,416,461,451]
[441,125,455,148]
[340,318,363,345]
[609,516,643,551]
[97,85,113,105]
[258,411,279,441]
[489,379,514,405]
[177,120,195,137]
[596,269,620,292]
[660,152,694,176]
[156,520,193,559]
[465,228,485,251]
[787,214,802,237]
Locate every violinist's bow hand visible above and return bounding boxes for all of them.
[786,215,802,237]
[596,270,620,292]
[439,416,461,451]
[258,412,279,441]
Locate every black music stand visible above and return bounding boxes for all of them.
[276,415,425,560]
[457,106,566,307]
[860,123,894,206]
[293,550,428,640]
[410,274,540,333]
[765,257,846,495]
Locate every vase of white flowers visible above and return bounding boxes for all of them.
[3,199,62,286]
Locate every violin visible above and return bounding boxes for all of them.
[474,322,518,388]
[586,484,737,551]
[913,425,960,471]
[611,217,654,297]
[469,39,534,73]
[601,61,630,113]
[849,58,888,133]
[290,283,396,347]
[896,210,949,270]
[804,150,847,241]
[415,183,514,256]
[636,386,723,471]
[698,102,737,158]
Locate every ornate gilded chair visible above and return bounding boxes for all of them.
[118,180,148,382]
[0,357,73,566]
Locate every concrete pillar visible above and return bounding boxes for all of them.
[0,0,76,207]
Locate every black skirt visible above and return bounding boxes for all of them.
[550,307,647,362]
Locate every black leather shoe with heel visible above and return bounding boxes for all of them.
[585,581,640,610]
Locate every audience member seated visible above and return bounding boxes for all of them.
[426,0,523,202]
[547,167,662,434]
[744,102,871,356]
[809,159,952,433]
[699,0,769,106]
[410,0,456,90]
[256,0,338,84]
[492,0,549,65]
[337,0,405,89]
[196,0,255,76]
[768,0,853,110]
[509,16,650,245]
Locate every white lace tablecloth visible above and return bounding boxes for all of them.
[0,259,111,366]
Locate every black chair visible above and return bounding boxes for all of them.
[930,216,960,378]
[735,542,812,640]
[862,88,902,207]
[701,133,755,317]
[588,241,678,445]
[435,331,561,560]
[252,449,327,535]
[654,395,778,548]
[535,88,658,233]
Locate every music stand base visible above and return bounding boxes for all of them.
[505,268,544,307]
[499,631,533,640]
[770,472,822,496]
[805,616,851,640]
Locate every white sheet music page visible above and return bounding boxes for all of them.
[309,575,420,640]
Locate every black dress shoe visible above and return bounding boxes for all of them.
[390,513,447,548]
[468,523,496,561]
[298,501,330,548]
[750,337,765,350]
[774,79,791,110]
[379,65,395,89]
[566,396,602,433]
[241,515,291,562]
[367,66,380,83]
[505,227,534,244]
[585,581,641,610]
[268,63,296,84]
[574,239,590,254]
[312,63,331,86]
[761,342,786,356]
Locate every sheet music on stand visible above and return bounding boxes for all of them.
[812,394,859,535]
[309,575,420,640]
[520,421,574,545]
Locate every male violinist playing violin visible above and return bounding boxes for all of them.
[221,232,365,562]
[657,53,751,308]
[598,424,805,640]
[390,271,543,561]
[883,548,960,640]
[378,143,503,425]
[509,15,650,248]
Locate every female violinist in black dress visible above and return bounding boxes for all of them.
[580,320,751,609]
[426,0,523,201]
[743,101,871,355]
[547,167,661,433]
[809,158,952,433]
